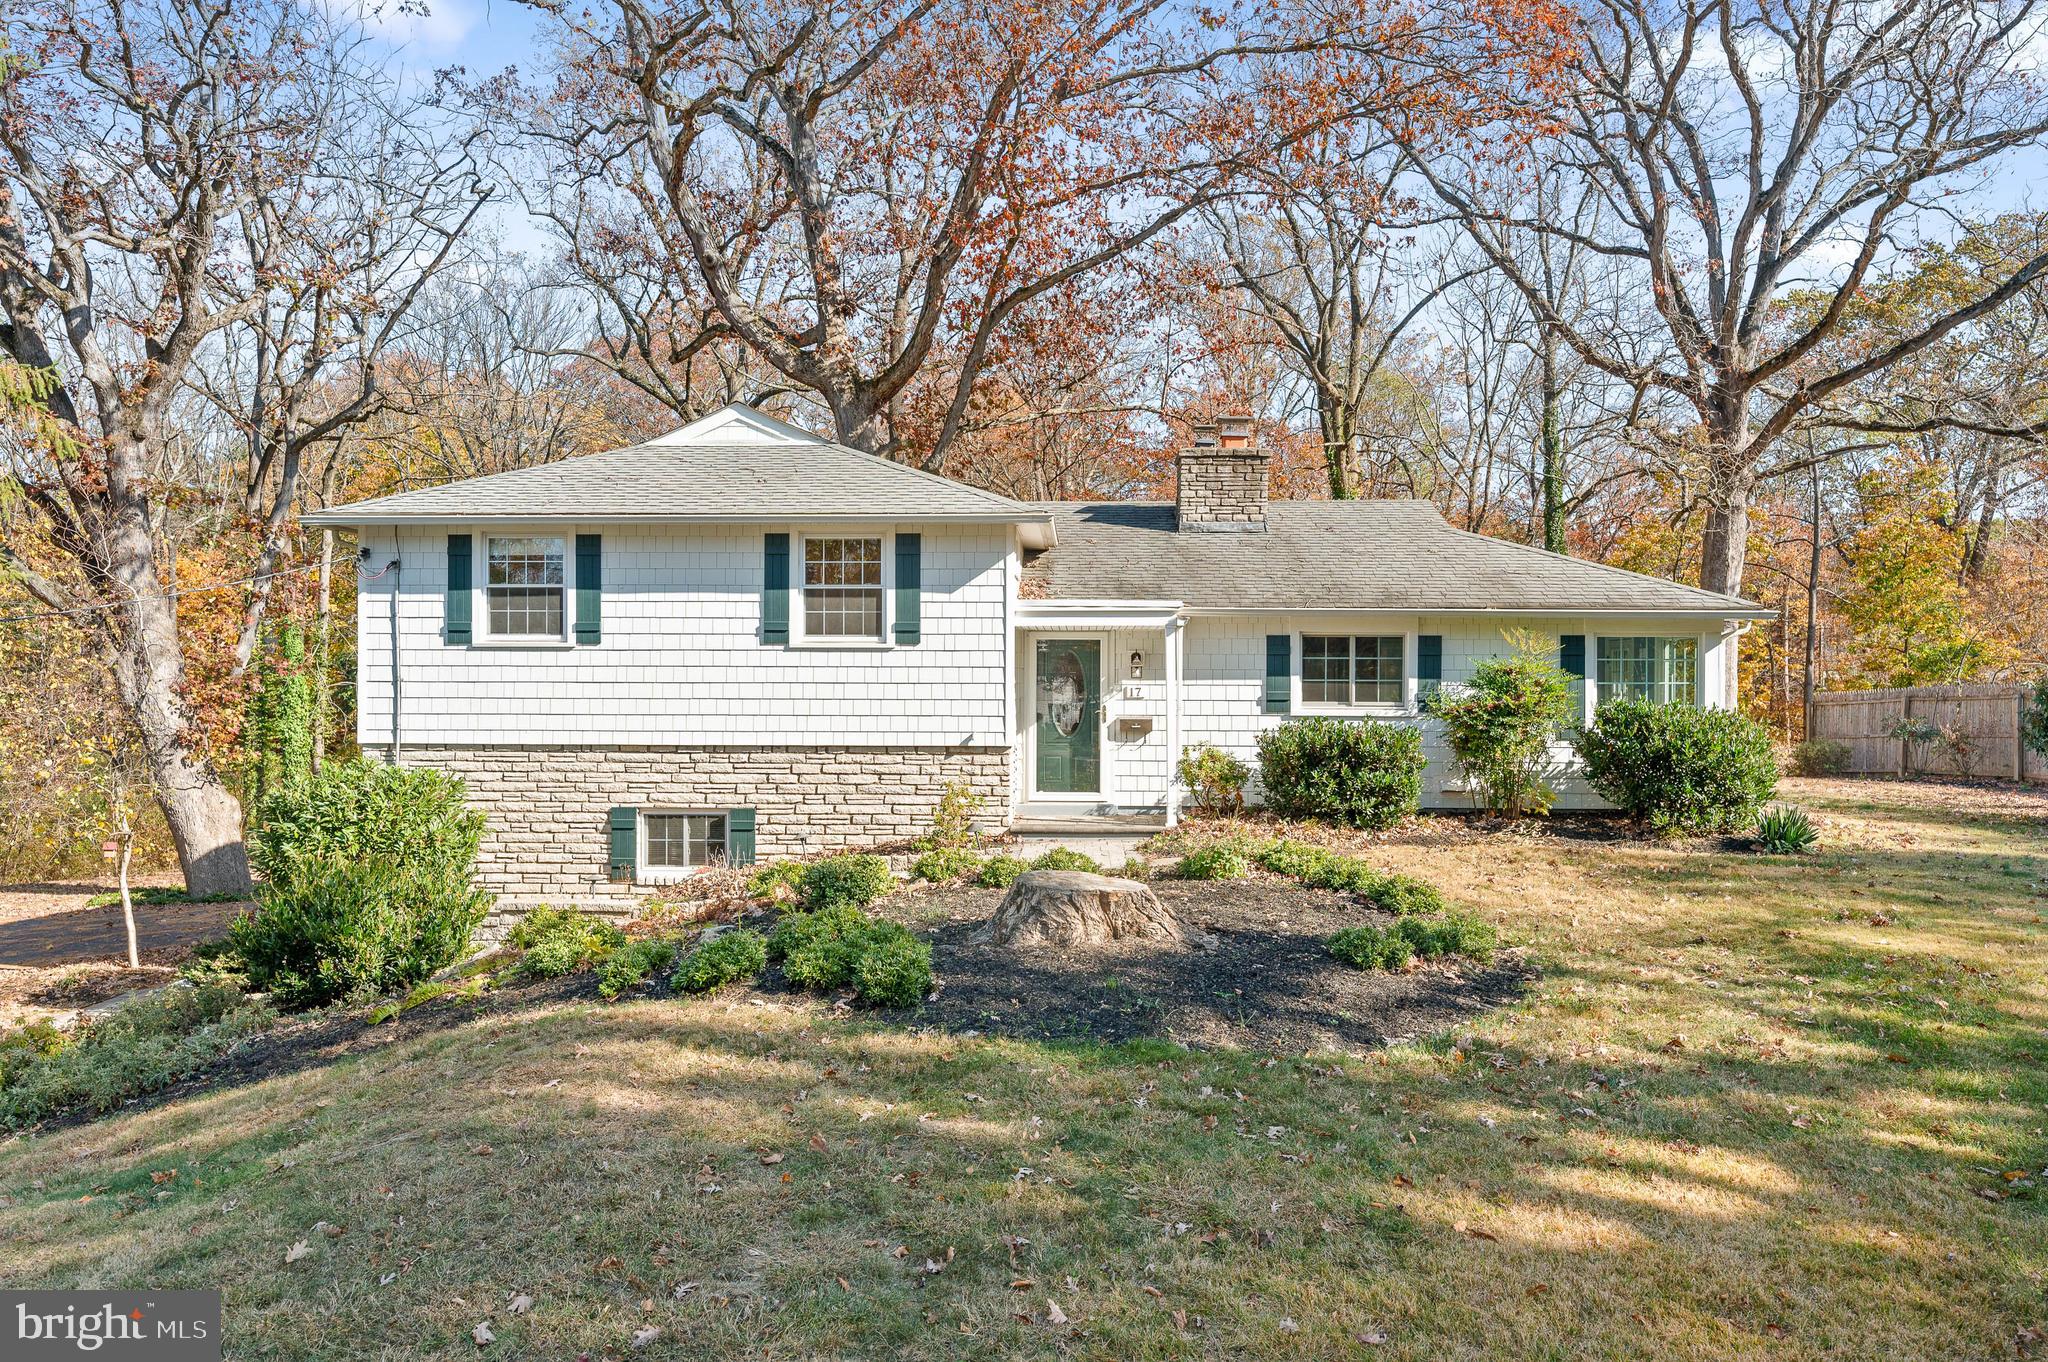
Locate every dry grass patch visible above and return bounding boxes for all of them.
[1,779,2043,1359]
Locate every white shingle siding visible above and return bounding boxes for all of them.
[1176,612,1735,812]
[355,523,1013,749]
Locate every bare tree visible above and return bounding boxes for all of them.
[1197,141,1481,499]
[507,0,1569,467]
[1404,0,2048,609]
[0,0,486,893]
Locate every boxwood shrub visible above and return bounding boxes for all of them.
[673,929,768,995]
[769,906,930,1006]
[978,855,1030,888]
[1575,699,1778,834]
[1256,717,1424,829]
[1393,913,1497,961]
[1327,925,1414,971]
[801,854,896,910]
[1030,846,1100,873]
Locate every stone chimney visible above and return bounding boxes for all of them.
[1175,413,1268,531]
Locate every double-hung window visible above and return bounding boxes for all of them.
[643,812,727,872]
[1595,636,1698,706]
[486,535,565,639]
[803,536,884,640]
[1302,635,1404,707]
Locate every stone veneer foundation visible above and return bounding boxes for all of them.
[374,744,1009,916]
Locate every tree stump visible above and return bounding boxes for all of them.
[979,870,1184,948]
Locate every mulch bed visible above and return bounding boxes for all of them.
[884,875,1531,1053]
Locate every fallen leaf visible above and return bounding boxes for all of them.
[471,1144,494,1157]
[808,1135,829,1153]
[284,1240,311,1264]
[1009,1279,1035,1290]
[631,1326,660,1349]
[472,1322,495,1347]
[758,1153,784,1166]
[508,1294,533,1316]
[1045,1299,1068,1326]
[1358,1329,1389,1346]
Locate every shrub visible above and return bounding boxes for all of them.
[1256,717,1424,829]
[230,858,490,1009]
[2024,678,2048,761]
[247,758,483,886]
[673,929,768,994]
[1755,803,1821,854]
[1789,738,1852,777]
[772,906,928,1004]
[854,933,934,1007]
[1,983,274,1128]
[913,847,983,882]
[801,854,896,910]
[1298,853,1385,896]
[597,939,680,1000]
[1575,700,1778,834]
[1326,925,1414,971]
[1393,913,1497,961]
[1361,873,1446,917]
[1177,841,1251,880]
[1256,839,1338,880]
[978,855,1030,888]
[746,861,808,902]
[0,1020,69,1090]
[921,780,985,852]
[1030,846,1100,873]
[1430,645,1577,815]
[509,906,627,980]
[768,905,869,979]
[1176,744,1250,815]
[1114,857,1154,881]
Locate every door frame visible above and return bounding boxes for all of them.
[1025,632,1107,802]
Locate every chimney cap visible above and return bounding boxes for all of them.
[1189,420,1219,447]
[1216,413,1255,447]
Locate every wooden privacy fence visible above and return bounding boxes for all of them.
[1809,684,2045,782]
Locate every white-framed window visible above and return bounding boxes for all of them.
[1596,636,1698,706]
[1302,634,1405,707]
[801,534,884,640]
[486,534,566,639]
[642,811,728,875]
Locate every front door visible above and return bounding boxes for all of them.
[1033,638,1101,795]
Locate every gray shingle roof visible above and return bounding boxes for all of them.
[303,438,1044,525]
[1023,501,1770,616]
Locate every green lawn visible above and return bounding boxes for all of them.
[3,778,2044,1359]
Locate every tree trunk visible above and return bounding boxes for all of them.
[1319,398,1357,500]
[102,480,253,896]
[117,823,139,970]
[1802,463,1822,740]
[1537,333,1565,553]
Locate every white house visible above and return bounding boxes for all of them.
[307,404,1770,909]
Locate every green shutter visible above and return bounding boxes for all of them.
[762,533,790,644]
[726,808,757,867]
[575,533,602,645]
[1417,634,1443,682]
[607,806,636,881]
[1264,634,1291,714]
[1559,634,1586,678]
[893,533,922,644]
[445,534,472,645]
